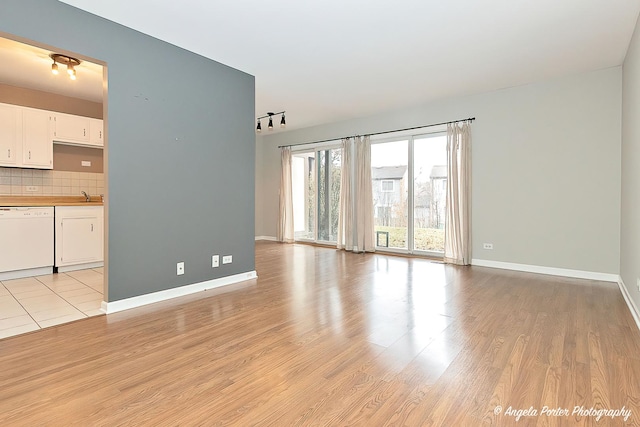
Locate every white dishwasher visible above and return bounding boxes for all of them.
[0,207,54,280]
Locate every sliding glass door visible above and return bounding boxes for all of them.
[291,134,444,253]
[372,133,447,255]
[292,145,341,243]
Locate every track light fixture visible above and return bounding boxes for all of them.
[50,53,81,81]
[256,111,286,133]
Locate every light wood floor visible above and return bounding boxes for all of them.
[1,242,639,426]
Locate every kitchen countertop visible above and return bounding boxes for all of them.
[0,196,104,207]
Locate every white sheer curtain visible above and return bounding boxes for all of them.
[337,138,354,250]
[337,136,375,253]
[444,121,471,265]
[277,147,294,243]
[354,136,375,252]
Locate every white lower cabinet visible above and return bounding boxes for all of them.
[55,206,103,269]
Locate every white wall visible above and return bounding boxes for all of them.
[621,15,640,308]
[257,67,622,276]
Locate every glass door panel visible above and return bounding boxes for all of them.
[292,152,316,240]
[317,148,342,242]
[371,140,408,250]
[317,148,341,242]
[413,135,447,252]
[292,146,341,243]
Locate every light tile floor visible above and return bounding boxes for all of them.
[0,267,104,339]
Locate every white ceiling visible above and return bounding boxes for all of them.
[37,1,640,129]
[0,37,103,103]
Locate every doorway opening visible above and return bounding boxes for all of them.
[0,33,109,338]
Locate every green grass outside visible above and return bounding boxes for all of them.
[375,226,444,252]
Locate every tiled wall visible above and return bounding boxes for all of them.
[0,167,104,197]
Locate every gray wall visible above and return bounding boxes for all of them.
[257,68,622,275]
[621,15,640,308]
[1,0,255,301]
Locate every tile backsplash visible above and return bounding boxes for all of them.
[0,167,104,197]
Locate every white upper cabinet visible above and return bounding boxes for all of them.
[52,112,90,144]
[22,108,53,169]
[89,118,104,146]
[51,112,103,147]
[0,103,102,169]
[0,103,20,166]
[0,103,52,170]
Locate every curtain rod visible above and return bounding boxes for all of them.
[277,117,475,148]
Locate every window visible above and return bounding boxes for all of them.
[381,180,394,192]
[291,145,341,243]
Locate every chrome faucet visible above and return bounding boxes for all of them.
[81,191,90,202]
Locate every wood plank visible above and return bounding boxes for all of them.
[0,241,638,425]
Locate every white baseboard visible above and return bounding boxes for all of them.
[57,261,103,273]
[101,270,258,314]
[617,277,640,332]
[255,236,277,241]
[0,266,53,281]
[471,259,619,283]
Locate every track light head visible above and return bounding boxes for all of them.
[69,68,77,80]
[51,62,59,75]
[256,111,286,133]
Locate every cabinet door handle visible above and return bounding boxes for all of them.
[28,150,31,159]
[7,149,9,158]
[84,129,86,137]
[91,224,94,232]
[99,131,102,139]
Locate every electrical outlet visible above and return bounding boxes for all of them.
[483,243,494,250]
[25,186,38,192]
[222,255,232,264]
[212,255,220,268]
[176,262,185,275]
